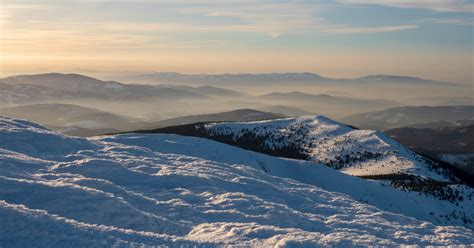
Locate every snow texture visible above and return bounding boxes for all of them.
[1,116,473,246]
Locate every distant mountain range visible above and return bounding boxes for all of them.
[128,72,328,84]
[159,85,248,98]
[115,72,470,118]
[0,103,138,131]
[343,106,474,130]
[355,75,459,86]
[0,80,107,105]
[258,91,398,107]
[408,96,474,106]
[407,119,474,129]
[254,91,400,118]
[0,73,223,105]
[125,72,459,87]
[0,72,414,120]
[0,72,470,132]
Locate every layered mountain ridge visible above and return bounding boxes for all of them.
[343,106,474,130]
[126,72,458,87]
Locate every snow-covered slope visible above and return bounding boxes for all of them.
[103,133,474,229]
[143,116,473,206]
[1,117,473,246]
[181,116,453,179]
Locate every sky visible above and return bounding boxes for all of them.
[0,0,473,84]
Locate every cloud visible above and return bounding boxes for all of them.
[339,0,474,12]
[0,0,426,42]
[176,2,323,38]
[0,0,457,58]
[418,18,474,26]
[174,2,419,37]
[327,25,418,34]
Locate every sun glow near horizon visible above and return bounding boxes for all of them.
[0,0,473,84]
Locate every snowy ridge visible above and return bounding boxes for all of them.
[1,116,473,246]
[196,116,474,208]
[203,116,454,180]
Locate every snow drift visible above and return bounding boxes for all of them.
[0,116,473,246]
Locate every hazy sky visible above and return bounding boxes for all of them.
[1,0,473,84]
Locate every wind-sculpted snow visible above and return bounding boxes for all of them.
[0,117,97,158]
[1,117,473,246]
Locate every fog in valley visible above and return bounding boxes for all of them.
[1,71,471,137]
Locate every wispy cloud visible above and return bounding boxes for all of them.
[327,25,418,34]
[174,2,420,37]
[175,2,324,38]
[418,18,474,26]
[339,0,474,12]
[0,0,471,83]
[1,0,418,52]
